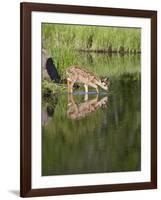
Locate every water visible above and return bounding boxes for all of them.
[42,54,141,176]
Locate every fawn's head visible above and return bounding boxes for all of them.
[100,77,109,91]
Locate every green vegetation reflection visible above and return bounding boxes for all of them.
[42,72,141,176]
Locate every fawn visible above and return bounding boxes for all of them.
[66,66,109,93]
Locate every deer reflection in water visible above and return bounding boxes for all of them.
[67,93,108,120]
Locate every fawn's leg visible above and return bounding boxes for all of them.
[84,84,88,93]
[84,93,88,101]
[95,94,99,101]
[84,84,88,101]
[67,79,74,93]
[96,86,99,93]
[70,82,74,93]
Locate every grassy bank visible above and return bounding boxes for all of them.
[45,49,141,79]
[42,23,141,93]
[42,52,140,94]
[42,24,141,54]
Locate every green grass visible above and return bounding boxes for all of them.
[42,23,141,53]
[47,50,140,79]
[42,23,141,93]
[42,53,140,94]
[42,80,66,94]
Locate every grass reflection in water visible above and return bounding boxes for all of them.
[42,72,141,176]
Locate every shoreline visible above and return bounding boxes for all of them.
[77,48,141,54]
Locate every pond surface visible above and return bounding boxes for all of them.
[42,54,141,176]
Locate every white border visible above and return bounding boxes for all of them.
[32,12,151,189]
